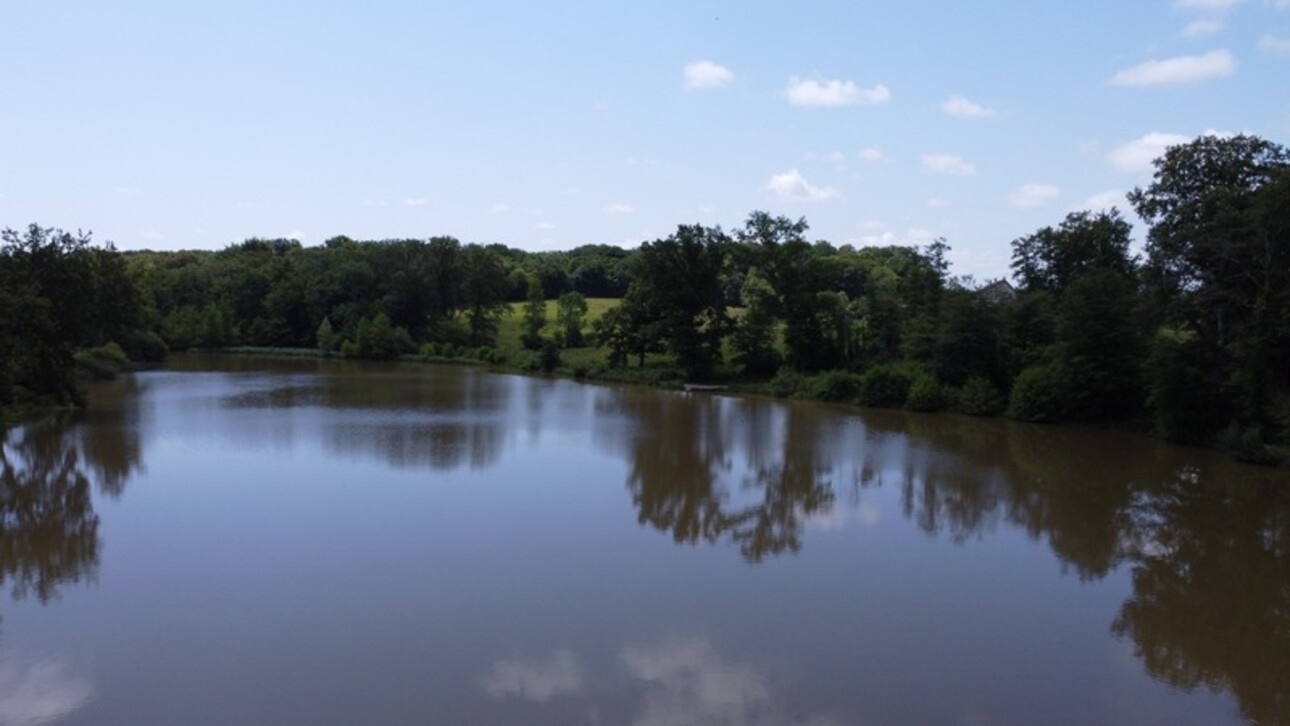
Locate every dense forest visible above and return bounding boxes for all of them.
[2,134,1287,464]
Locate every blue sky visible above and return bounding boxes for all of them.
[2,1,1288,279]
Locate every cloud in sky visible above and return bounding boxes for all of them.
[1174,0,1241,9]
[535,221,556,230]
[941,95,996,119]
[603,202,635,215]
[765,169,839,201]
[786,77,890,107]
[284,230,306,241]
[1181,18,1223,37]
[402,197,427,207]
[683,60,733,90]
[1259,34,1290,55]
[1009,183,1061,208]
[1082,189,1128,211]
[487,202,511,214]
[921,154,976,176]
[1108,132,1191,172]
[858,147,883,162]
[1110,49,1235,85]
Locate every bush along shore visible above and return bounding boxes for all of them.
[4,134,1289,465]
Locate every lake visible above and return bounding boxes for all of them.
[1,355,1286,725]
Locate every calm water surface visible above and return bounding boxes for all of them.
[1,355,1287,725]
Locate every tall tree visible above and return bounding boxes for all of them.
[1128,134,1290,435]
[626,225,732,379]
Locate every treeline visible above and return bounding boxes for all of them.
[124,237,630,353]
[0,225,163,412]
[3,134,1287,463]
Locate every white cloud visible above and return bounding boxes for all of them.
[941,95,996,119]
[858,147,883,162]
[1181,19,1223,37]
[1009,183,1061,208]
[1081,189,1128,211]
[1175,0,1241,8]
[481,650,583,703]
[926,198,948,208]
[683,59,733,90]
[1110,50,1235,86]
[402,197,427,207]
[804,150,847,166]
[1259,34,1290,54]
[786,77,891,107]
[283,230,306,241]
[603,202,636,215]
[764,169,840,201]
[1108,132,1191,172]
[535,222,556,231]
[855,227,936,247]
[138,231,164,241]
[921,154,976,176]
[487,202,511,214]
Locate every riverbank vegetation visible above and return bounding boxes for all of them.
[3,134,1287,464]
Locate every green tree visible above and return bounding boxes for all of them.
[626,225,732,379]
[316,316,337,354]
[458,244,511,346]
[1011,210,1138,295]
[520,273,546,349]
[1129,133,1290,438]
[556,291,588,347]
[731,268,781,376]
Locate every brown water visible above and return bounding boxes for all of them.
[1,355,1287,725]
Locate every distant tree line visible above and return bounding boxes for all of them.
[3,134,1287,463]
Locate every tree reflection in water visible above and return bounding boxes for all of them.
[598,388,1288,721]
[0,419,100,605]
[596,391,843,563]
[869,410,1290,726]
[0,381,142,609]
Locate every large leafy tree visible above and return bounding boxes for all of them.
[1,225,103,404]
[1128,134,1290,434]
[625,225,732,379]
[1011,210,1138,295]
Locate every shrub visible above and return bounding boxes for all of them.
[419,342,440,357]
[538,339,562,373]
[956,376,1005,417]
[75,342,128,379]
[770,368,803,398]
[905,372,944,412]
[1008,364,1065,422]
[802,370,863,403]
[858,364,914,408]
[122,330,168,362]
[1218,422,1282,466]
[1147,332,1231,444]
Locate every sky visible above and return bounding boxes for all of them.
[2,1,1288,280]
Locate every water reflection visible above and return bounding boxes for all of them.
[38,360,1289,723]
[481,635,843,726]
[589,388,1289,721]
[0,651,94,726]
[0,378,143,608]
[595,392,841,562]
[0,421,101,606]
